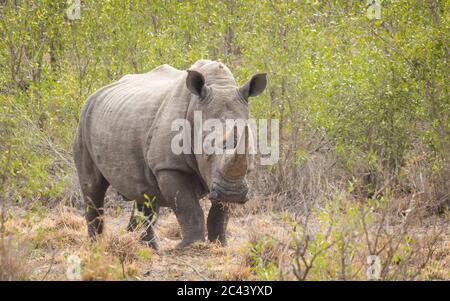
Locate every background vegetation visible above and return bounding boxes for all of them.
[0,0,448,280]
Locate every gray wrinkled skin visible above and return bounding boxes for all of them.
[73,60,266,249]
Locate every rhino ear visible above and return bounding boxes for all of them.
[239,73,267,99]
[186,70,207,98]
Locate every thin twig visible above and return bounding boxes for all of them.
[41,253,55,281]
[170,258,210,281]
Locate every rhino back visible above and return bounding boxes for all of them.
[78,64,185,200]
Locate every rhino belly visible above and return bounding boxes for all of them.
[92,143,171,205]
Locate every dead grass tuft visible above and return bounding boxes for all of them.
[80,230,150,280]
[80,248,122,281]
[27,209,86,250]
[104,230,142,263]
[53,208,85,231]
[223,264,252,280]
[0,237,29,280]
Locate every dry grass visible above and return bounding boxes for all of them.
[222,264,253,280]
[0,203,156,280]
[104,231,143,263]
[158,219,181,240]
[0,190,448,280]
[0,238,30,280]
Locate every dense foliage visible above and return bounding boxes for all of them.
[0,0,448,206]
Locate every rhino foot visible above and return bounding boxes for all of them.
[209,235,227,247]
[143,238,159,250]
[175,237,205,250]
[141,228,159,250]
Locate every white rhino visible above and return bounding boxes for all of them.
[73,60,266,249]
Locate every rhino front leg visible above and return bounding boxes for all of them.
[207,201,229,246]
[157,171,205,249]
[127,201,160,250]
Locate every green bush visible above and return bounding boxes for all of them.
[0,0,448,205]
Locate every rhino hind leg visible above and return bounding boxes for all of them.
[127,201,160,250]
[207,201,229,246]
[74,137,109,240]
[84,180,108,239]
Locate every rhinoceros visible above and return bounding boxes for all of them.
[73,60,266,249]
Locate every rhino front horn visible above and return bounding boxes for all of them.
[221,126,249,178]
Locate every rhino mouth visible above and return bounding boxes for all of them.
[208,176,249,204]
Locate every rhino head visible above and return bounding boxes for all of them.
[185,66,266,204]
